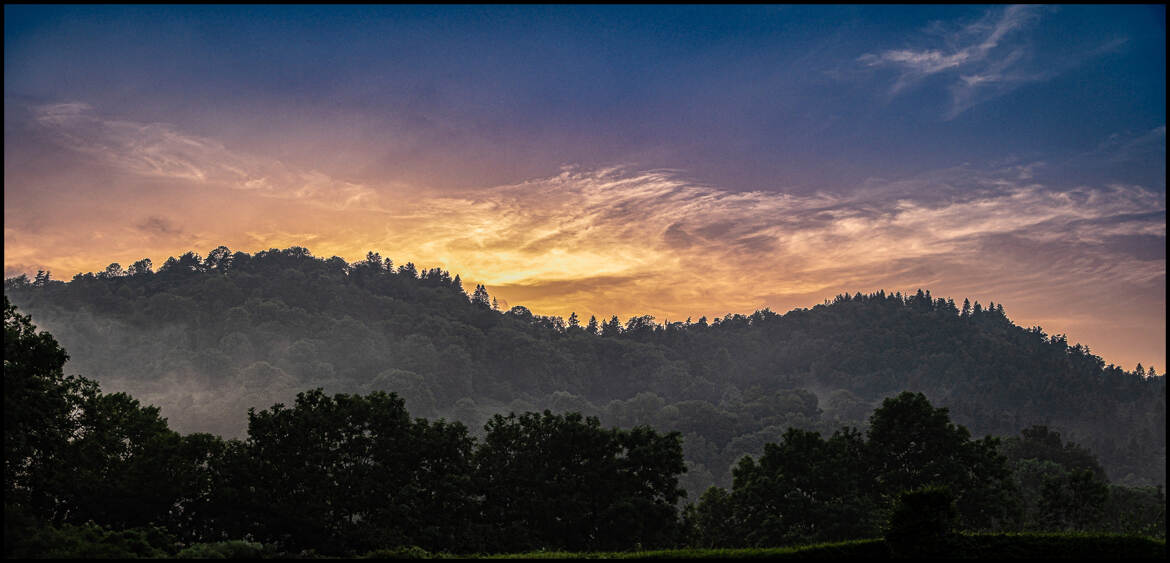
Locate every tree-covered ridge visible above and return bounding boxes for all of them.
[5,299,1163,558]
[3,245,1164,492]
[4,295,687,555]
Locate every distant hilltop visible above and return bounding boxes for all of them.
[5,245,1165,492]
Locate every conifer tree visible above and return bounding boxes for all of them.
[602,315,622,337]
[472,284,491,307]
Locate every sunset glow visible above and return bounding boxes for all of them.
[5,5,1165,370]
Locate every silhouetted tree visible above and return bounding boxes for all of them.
[885,486,958,558]
[246,389,474,555]
[127,259,153,276]
[602,315,622,337]
[724,427,878,546]
[475,411,685,552]
[203,247,231,270]
[471,284,491,308]
[98,263,124,279]
[365,251,383,270]
[4,296,96,521]
[867,392,1018,531]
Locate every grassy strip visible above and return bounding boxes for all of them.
[481,539,888,559]
[472,533,1165,559]
[953,532,1166,559]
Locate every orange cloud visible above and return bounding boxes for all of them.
[4,106,1165,372]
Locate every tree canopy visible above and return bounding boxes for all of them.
[3,246,1164,503]
[4,298,1164,556]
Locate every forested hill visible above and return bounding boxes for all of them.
[4,246,1165,491]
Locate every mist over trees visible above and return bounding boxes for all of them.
[3,245,1165,498]
[5,297,688,554]
[4,293,1164,556]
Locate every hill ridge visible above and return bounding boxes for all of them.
[4,245,1165,492]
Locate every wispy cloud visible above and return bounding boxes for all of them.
[135,215,186,238]
[31,103,381,211]
[1098,125,1167,164]
[6,104,1165,368]
[351,167,1165,326]
[858,5,1084,118]
[12,117,1163,320]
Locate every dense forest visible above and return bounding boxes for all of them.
[4,297,1164,556]
[3,247,1165,495]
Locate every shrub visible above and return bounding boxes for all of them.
[360,545,433,558]
[885,486,958,557]
[176,540,268,558]
[7,520,175,559]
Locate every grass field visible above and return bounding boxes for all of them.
[458,533,1167,559]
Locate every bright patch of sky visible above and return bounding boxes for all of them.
[4,5,1165,369]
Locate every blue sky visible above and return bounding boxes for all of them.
[6,5,1164,190]
[4,5,1166,369]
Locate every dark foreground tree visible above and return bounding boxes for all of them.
[693,392,1018,547]
[5,295,227,538]
[4,295,97,522]
[165,433,253,543]
[475,411,686,552]
[867,392,1020,530]
[686,486,738,548]
[728,427,878,547]
[246,389,476,555]
[1001,425,1113,532]
[884,486,958,558]
[56,392,184,529]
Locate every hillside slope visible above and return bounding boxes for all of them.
[5,246,1165,492]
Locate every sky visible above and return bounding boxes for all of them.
[4,5,1166,371]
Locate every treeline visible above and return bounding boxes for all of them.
[689,399,1166,548]
[3,246,1165,494]
[6,296,685,554]
[5,299,1163,558]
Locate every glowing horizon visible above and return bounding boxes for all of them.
[5,5,1165,371]
[6,159,1164,372]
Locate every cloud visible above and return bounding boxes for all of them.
[30,103,381,211]
[334,165,1160,369]
[1102,234,1166,262]
[135,216,185,237]
[361,167,1165,315]
[3,120,1164,368]
[662,223,697,250]
[858,5,1083,118]
[860,6,1040,78]
[1100,125,1167,164]
[3,262,43,279]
